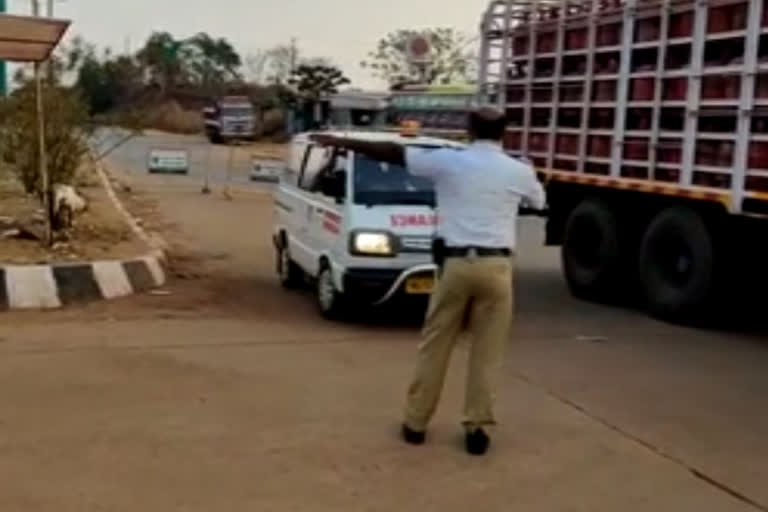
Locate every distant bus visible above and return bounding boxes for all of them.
[389,84,479,135]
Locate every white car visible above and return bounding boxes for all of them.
[272,129,463,319]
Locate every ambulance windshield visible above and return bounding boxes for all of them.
[353,154,435,207]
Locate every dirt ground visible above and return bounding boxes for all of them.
[0,174,146,264]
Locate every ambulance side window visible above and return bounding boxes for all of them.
[299,145,333,191]
[284,142,306,186]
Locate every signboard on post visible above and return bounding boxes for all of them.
[406,34,432,65]
[147,148,189,174]
[250,158,283,183]
[406,34,432,83]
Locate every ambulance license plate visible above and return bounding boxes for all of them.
[405,277,434,294]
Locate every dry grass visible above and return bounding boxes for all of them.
[0,174,148,265]
[147,100,203,135]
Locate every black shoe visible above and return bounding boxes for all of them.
[465,428,490,455]
[401,424,426,445]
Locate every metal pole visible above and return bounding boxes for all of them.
[0,0,7,97]
[223,145,234,200]
[202,147,211,194]
[35,63,52,245]
[32,0,52,245]
[45,0,56,84]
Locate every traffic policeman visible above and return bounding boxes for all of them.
[311,106,546,455]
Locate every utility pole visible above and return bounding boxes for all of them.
[32,0,52,245]
[0,0,6,97]
[45,0,55,84]
[290,37,297,74]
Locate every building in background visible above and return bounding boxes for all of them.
[389,84,479,137]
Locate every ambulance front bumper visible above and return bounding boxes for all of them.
[342,264,438,306]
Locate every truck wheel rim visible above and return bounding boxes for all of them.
[318,269,335,311]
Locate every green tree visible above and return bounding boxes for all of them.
[185,32,243,92]
[361,28,476,85]
[76,53,143,115]
[287,64,350,100]
[136,32,187,93]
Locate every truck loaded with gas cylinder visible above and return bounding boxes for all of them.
[480,0,768,324]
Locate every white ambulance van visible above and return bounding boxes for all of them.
[273,129,464,319]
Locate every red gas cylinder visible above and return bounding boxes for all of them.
[749,142,768,169]
[716,142,734,167]
[530,133,549,152]
[701,76,723,99]
[636,19,659,42]
[657,142,682,163]
[504,131,522,151]
[537,33,555,53]
[708,7,732,33]
[513,37,529,56]
[593,81,615,101]
[731,3,747,30]
[669,12,694,38]
[589,136,611,157]
[624,138,649,160]
[696,142,716,166]
[597,25,620,46]
[723,76,740,98]
[631,78,655,101]
[664,78,687,100]
[565,29,586,50]
[757,77,768,98]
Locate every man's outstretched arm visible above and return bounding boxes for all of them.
[310,134,405,166]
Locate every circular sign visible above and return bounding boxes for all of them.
[407,35,431,64]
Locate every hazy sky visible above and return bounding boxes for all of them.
[10,0,490,87]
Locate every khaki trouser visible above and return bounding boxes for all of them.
[404,256,514,431]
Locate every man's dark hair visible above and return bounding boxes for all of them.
[468,107,508,141]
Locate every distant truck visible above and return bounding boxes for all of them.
[202,96,257,144]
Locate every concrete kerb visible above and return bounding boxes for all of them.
[0,158,169,311]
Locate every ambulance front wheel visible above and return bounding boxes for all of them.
[317,264,347,320]
[277,244,303,289]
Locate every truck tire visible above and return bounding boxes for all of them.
[316,263,347,320]
[638,207,715,323]
[277,243,303,289]
[562,199,622,301]
[207,131,223,144]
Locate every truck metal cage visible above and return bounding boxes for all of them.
[480,0,768,215]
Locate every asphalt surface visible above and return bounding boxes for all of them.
[1,131,766,511]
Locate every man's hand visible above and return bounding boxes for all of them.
[310,134,343,147]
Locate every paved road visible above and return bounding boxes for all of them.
[93,128,283,191]
[0,131,766,511]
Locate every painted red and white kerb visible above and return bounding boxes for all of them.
[323,211,342,234]
[391,214,440,227]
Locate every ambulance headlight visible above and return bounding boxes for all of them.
[349,231,397,257]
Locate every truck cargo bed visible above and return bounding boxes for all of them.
[480,0,768,216]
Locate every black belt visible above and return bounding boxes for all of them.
[444,246,511,258]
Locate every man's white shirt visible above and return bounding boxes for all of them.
[405,141,546,250]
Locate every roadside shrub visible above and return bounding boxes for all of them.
[0,83,91,199]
